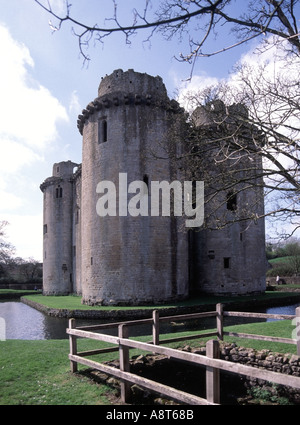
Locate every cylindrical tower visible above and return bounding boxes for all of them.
[78,69,189,305]
[40,160,79,295]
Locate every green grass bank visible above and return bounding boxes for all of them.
[0,319,298,405]
[16,290,300,320]
[1,290,299,405]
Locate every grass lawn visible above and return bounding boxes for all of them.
[20,291,300,311]
[0,338,117,405]
[0,318,298,405]
[269,256,294,265]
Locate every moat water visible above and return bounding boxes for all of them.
[0,300,299,340]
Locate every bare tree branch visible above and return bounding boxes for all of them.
[34,0,300,65]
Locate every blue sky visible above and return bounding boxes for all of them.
[0,0,283,260]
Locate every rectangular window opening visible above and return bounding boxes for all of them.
[226,191,237,211]
[224,257,231,269]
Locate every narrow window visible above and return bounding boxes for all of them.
[43,224,48,235]
[98,119,108,143]
[56,186,63,198]
[226,191,237,211]
[91,257,93,266]
[143,174,149,187]
[102,120,107,142]
[224,257,231,269]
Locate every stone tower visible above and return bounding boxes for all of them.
[190,101,266,295]
[40,160,79,295]
[78,69,189,305]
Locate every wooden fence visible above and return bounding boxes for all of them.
[67,304,300,405]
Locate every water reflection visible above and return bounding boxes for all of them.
[0,301,69,340]
[0,300,299,340]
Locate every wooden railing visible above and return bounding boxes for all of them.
[67,304,300,405]
[219,304,300,355]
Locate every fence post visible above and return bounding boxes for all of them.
[69,318,77,373]
[152,310,160,346]
[206,339,220,404]
[216,303,223,341]
[296,307,300,356]
[118,324,131,403]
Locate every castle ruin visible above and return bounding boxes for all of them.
[40,69,266,305]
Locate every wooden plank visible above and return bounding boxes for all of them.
[159,311,217,322]
[119,324,131,403]
[67,328,120,345]
[158,331,217,345]
[77,318,153,331]
[68,353,215,405]
[69,318,78,373]
[224,311,295,320]
[206,340,220,404]
[78,347,119,357]
[224,331,297,345]
[296,307,300,356]
[216,303,223,341]
[152,310,160,346]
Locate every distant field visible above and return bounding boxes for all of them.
[269,256,294,265]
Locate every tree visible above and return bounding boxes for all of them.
[34,0,300,68]
[284,239,300,275]
[0,221,15,266]
[35,0,300,237]
[162,32,297,236]
[13,257,42,282]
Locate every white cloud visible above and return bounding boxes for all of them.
[49,0,68,16]
[0,24,68,152]
[69,90,81,115]
[0,190,23,212]
[175,72,220,111]
[0,213,43,260]
[0,138,42,175]
[0,23,70,259]
[0,24,69,219]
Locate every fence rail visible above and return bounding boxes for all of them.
[67,303,300,405]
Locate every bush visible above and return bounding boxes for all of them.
[266,263,294,277]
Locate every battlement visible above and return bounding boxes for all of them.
[40,161,80,192]
[52,161,79,178]
[192,100,248,127]
[77,69,182,135]
[98,69,167,98]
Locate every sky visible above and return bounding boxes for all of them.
[0,0,297,261]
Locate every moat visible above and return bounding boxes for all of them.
[1,300,299,340]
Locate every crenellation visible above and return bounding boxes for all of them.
[77,87,183,135]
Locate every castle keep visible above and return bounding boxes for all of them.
[40,69,266,305]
